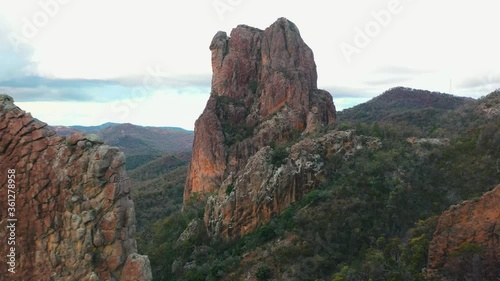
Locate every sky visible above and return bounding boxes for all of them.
[1,0,499,130]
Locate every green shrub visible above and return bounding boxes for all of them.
[270,146,288,166]
[250,80,258,94]
[451,242,483,257]
[256,264,272,280]
[257,224,277,243]
[225,183,234,196]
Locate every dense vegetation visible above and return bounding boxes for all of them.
[338,87,473,124]
[99,123,193,155]
[135,90,499,280]
[129,152,190,232]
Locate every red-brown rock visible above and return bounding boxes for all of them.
[427,185,500,280]
[185,18,337,239]
[122,253,153,281]
[185,18,335,200]
[0,95,152,280]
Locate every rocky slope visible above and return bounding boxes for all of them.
[0,94,152,280]
[184,18,336,239]
[205,130,380,239]
[427,185,500,280]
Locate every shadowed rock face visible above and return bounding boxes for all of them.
[0,95,152,280]
[427,185,500,281]
[184,18,336,239]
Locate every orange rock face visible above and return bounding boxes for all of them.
[204,131,380,239]
[185,18,336,201]
[0,95,151,280]
[427,185,500,280]
[184,18,337,239]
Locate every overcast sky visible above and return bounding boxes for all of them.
[1,0,499,130]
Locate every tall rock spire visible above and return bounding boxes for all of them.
[184,18,336,238]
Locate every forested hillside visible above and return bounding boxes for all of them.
[138,90,499,280]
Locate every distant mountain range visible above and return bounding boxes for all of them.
[50,122,194,169]
[49,122,195,233]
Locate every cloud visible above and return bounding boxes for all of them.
[0,74,211,103]
[456,72,500,93]
[16,90,210,130]
[115,72,211,90]
[325,85,380,99]
[362,65,432,87]
[372,65,430,75]
[0,76,132,102]
[0,75,114,88]
[0,21,212,104]
[363,76,413,87]
[0,21,37,81]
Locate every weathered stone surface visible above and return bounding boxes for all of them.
[204,130,379,239]
[122,253,153,281]
[0,94,152,280]
[185,18,336,201]
[176,219,204,246]
[406,137,450,145]
[426,185,500,280]
[184,18,336,239]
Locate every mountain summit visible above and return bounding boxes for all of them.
[184,18,339,239]
[185,17,336,200]
[338,87,473,124]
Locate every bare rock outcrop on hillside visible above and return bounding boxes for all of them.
[184,18,339,239]
[427,185,500,280]
[204,130,380,239]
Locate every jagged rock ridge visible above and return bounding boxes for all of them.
[0,95,152,280]
[184,18,337,239]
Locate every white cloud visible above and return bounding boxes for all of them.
[16,90,209,130]
[2,0,500,129]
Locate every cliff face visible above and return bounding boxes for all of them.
[204,130,380,239]
[0,95,152,280]
[427,185,500,280]
[184,18,337,239]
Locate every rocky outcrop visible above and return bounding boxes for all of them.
[204,131,380,239]
[426,185,500,280]
[0,95,152,280]
[406,137,450,146]
[184,18,336,239]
